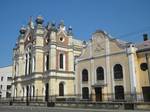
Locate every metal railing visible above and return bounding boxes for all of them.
[0,93,149,103]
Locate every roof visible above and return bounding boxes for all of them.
[136,40,150,53]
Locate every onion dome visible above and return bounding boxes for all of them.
[36,15,44,24]
[67,26,73,36]
[68,26,72,31]
[19,26,26,34]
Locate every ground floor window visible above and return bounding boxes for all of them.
[115,85,124,100]
[59,82,64,96]
[82,87,89,99]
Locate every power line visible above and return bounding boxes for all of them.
[115,26,150,39]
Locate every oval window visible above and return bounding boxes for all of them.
[59,37,64,42]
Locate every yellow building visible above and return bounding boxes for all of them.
[12,16,83,101]
[76,31,150,102]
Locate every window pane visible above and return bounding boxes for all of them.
[96,67,104,80]
[114,64,123,79]
[82,87,89,99]
[60,54,63,69]
[115,86,124,100]
[82,69,88,81]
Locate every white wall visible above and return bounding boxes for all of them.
[0,65,12,98]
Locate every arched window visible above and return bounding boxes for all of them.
[59,82,64,96]
[82,69,88,82]
[25,46,32,75]
[59,53,64,69]
[96,67,104,80]
[82,87,89,99]
[114,64,123,79]
[115,86,124,100]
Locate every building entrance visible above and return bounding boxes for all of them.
[95,87,102,101]
[142,86,150,102]
[45,83,49,101]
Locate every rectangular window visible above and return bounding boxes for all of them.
[7,77,12,81]
[7,85,11,90]
[1,77,3,81]
[0,85,2,90]
[46,54,49,70]
[60,54,64,69]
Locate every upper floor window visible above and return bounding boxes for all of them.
[7,85,11,90]
[114,64,123,79]
[45,53,49,71]
[96,67,104,80]
[82,69,88,82]
[1,77,3,81]
[7,77,12,81]
[25,46,32,75]
[59,53,64,69]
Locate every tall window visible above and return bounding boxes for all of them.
[32,56,35,72]
[82,69,88,82]
[114,64,123,79]
[1,77,3,81]
[59,82,64,96]
[96,67,104,80]
[28,52,32,74]
[45,54,49,71]
[115,86,124,100]
[25,54,28,75]
[32,85,35,98]
[59,53,64,69]
[82,87,89,99]
[25,47,32,75]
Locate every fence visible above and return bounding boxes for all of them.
[0,93,148,103]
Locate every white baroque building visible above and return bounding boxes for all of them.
[0,66,12,98]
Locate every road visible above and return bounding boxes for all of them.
[0,106,149,112]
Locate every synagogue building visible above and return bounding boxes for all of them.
[13,16,150,102]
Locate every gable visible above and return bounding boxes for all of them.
[78,31,127,60]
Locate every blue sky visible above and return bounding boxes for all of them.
[0,0,150,67]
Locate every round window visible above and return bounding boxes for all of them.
[140,63,148,71]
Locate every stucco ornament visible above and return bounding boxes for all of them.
[94,36,105,52]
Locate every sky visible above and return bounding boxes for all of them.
[0,0,150,67]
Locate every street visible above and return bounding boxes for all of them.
[0,106,149,112]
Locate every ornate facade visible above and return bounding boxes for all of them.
[12,16,83,100]
[76,31,150,102]
[13,16,150,102]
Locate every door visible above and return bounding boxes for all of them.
[95,87,102,101]
[142,86,150,102]
[45,83,49,101]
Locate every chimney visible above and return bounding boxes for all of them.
[143,33,148,41]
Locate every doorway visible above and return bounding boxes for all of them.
[142,86,150,102]
[95,87,102,101]
[45,83,49,101]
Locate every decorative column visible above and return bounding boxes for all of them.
[127,44,137,100]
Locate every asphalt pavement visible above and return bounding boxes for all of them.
[0,105,149,112]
